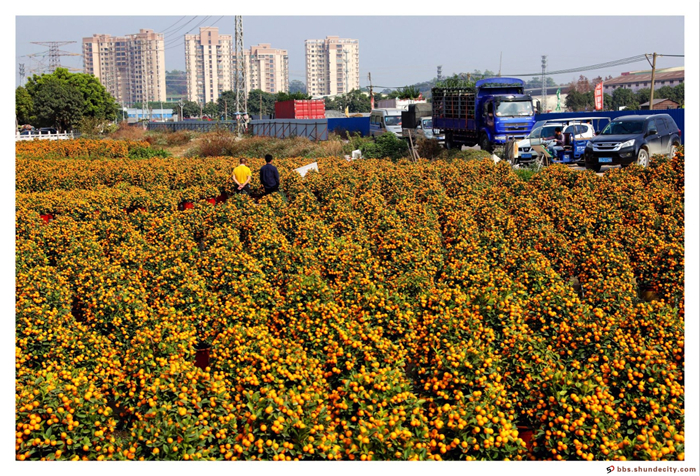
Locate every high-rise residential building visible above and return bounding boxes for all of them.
[305,36,359,96]
[247,44,289,94]
[184,27,234,105]
[82,29,166,106]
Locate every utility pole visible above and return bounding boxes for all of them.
[647,52,658,110]
[498,52,502,77]
[368,72,374,110]
[541,55,548,113]
[19,64,25,86]
[234,16,247,136]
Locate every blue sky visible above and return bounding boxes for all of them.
[14,14,686,90]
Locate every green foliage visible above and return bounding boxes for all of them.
[324,89,371,113]
[435,74,475,89]
[247,89,277,116]
[565,90,612,112]
[16,86,33,125]
[216,91,237,120]
[24,68,119,129]
[612,88,639,111]
[525,76,557,89]
[31,78,84,131]
[276,91,311,101]
[360,133,409,161]
[636,88,651,105]
[128,145,170,159]
[203,101,219,118]
[388,86,421,100]
[182,101,201,118]
[654,84,684,106]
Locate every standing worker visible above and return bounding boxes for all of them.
[233,157,252,195]
[260,154,281,196]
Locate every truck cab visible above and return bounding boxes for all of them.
[370,108,403,138]
[432,77,536,151]
[476,80,537,151]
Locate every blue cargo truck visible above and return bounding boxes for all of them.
[432,77,537,151]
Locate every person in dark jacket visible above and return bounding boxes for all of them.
[260,154,280,196]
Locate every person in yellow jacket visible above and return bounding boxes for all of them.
[233,157,252,194]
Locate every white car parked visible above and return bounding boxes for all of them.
[517,119,599,163]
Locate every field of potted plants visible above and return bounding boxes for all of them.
[15,139,685,461]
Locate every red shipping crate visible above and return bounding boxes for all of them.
[275,99,325,119]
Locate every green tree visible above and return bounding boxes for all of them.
[25,68,119,121]
[276,91,311,101]
[525,76,557,89]
[203,101,219,118]
[672,83,684,106]
[324,89,371,113]
[612,88,639,111]
[15,86,33,125]
[31,78,84,130]
[636,88,651,106]
[247,89,277,117]
[654,84,683,106]
[288,80,307,94]
[217,90,237,120]
[182,101,200,118]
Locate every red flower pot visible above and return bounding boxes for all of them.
[205,198,217,205]
[179,201,194,211]
[40,213,54,224]
[195,347,211,370]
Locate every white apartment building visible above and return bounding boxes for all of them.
[184,27,234,105]
[247,43,289,94]
[83,29,166,105]
[305,36,359,96]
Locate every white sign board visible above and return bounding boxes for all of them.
[294,162,319,178]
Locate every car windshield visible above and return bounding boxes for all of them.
[422,119,432,128]
[496,100,533,116]
[601,121,644,135]
[385,116,401,126]
[540,125,560,139]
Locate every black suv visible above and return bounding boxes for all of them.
[584,114,681,172]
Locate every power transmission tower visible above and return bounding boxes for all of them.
[19,64,25,86]
[30,41,80,73]
[234,15,248,136]
[541,55,548,113]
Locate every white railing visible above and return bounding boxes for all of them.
[15,131,76,141]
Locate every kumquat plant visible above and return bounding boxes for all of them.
[15,138,685,461]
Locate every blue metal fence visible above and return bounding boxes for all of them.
[327,117,370,137]
[536,109,685,143]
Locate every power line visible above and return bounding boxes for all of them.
[162,16,200,39]
[163,16,223,51]
[159,16,188,35]
[504,54,649,77]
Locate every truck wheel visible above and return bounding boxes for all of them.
[479,133,492,153]
[444,133,454,150]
